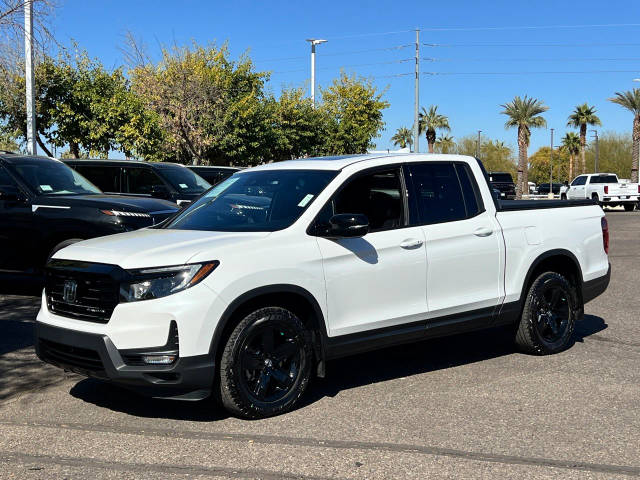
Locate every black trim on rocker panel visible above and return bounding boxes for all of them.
[325,306,503,360]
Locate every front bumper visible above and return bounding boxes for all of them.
[36,322,214,400]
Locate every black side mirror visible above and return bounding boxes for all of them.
[0,186,21,202]
[328,214,369,238]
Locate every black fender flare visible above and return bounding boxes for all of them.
[518,248,584,305]
[208,284,329,375]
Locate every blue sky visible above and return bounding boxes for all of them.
[50,0,640,157]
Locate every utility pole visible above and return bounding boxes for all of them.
[306,39,327,108]
[413,29,419,153]
[24,0,36,155]
[591,130,599,172]
[476,130,482,158]
[549,128,554,198]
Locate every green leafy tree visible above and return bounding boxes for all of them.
[434,135,455,153]
[501,95,548,198]
[567,103,601,176]
[584,131,633,178]
[320,72,389,154]
[0,130,19,152]
[528,146,570,185]
[418,105,450,153]
[561,132,581,181]
[391,126,413,149]
[454,135,516,177]
[608,89,640,182]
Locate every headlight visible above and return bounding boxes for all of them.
[121,261,219,302]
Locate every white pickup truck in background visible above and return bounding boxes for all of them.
[561,173,639,211]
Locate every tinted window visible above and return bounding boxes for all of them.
[7,159,101,195]
[74,165,121,193]
[488,173,513,183]
[590,175,618,184]
[407,163,467,224]
[455,164,484,217]
[332,169,404,232]
[0,166,15,187]
[124,168,166,195]
[155,164,211,194]
[165,170,336,232]
[571,176,587,186]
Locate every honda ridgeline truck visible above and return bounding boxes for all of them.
[36,154,611,418]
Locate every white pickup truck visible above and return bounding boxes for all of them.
[560,173,639,211]
[35,154,611,418]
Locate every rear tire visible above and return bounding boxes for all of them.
[623,203,635,212]
[219,307,313,419]
[515,272,578,355]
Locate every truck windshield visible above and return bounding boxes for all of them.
[154,164,211,194]
[164,169,337,232]
[7,158,101,196]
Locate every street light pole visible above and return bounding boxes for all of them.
[413,29,419,154]
[24,0,36,155]
[306,39,327,108]
[591,130,599,172]
[549,128,554,199]
[476,130,482,158]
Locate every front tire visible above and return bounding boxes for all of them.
[560,193,567,200]
[219,307,313,419]
[515,272,578,355]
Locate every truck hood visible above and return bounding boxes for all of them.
[36,194,178,213]
[53,228,271,269]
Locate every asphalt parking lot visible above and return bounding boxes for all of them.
[0,211,638,479]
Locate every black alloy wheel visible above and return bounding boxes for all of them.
[219,307,313,418]
[515,271,578,354]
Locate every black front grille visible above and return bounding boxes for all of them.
[38,338,107,378]
[45,264,120,323]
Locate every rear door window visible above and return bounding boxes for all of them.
[407,162,469,225]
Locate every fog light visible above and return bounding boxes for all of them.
[141,355,176,365]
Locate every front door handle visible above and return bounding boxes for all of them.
[473,227,493,237]
[400,238,423,249]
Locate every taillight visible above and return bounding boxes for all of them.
[638,185,640,193]
[604,185,609,194]
[601,217,609,254]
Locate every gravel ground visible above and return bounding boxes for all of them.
[0,210,638,479]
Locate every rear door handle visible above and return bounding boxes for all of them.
[400,238,423,249]
[473,227,493,237]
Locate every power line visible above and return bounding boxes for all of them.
[269,59,412,75]
[423,69,640,76]
[424,42,640,48]
[421,57,640,62]
[254,45,412,64]
[418,23,640,32]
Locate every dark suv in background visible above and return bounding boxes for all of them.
[487,172,516,200]
[64,160,211,206]
[0,154,177,283]
[187,165,240,186]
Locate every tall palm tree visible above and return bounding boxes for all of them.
[391,127,413,150]
[561,132,581,181]
[609,89,640,183]
[567,103,601,176]
[418,105,450,153]
[500,96,548,199]
[435,135,455,154]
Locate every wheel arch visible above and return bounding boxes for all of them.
[209,284,329,377]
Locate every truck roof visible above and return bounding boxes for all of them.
[246,153,476,172]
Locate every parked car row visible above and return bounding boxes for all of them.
[560,173,639,211]
[0,153,240,282]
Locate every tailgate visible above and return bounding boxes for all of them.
[607,183,637,196]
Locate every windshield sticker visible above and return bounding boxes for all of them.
[179,183,188,189]
[298,194,314,207]
[40,185,53,192]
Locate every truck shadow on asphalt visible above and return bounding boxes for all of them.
[66,315,608,421]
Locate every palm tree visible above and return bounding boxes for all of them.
[609,89,640,183]
[567,103,601,175]
[391,127,413,150]
[500,96,549,199]
[561,132,581,181]
[418,105,450,153]
[435,135,455,154]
